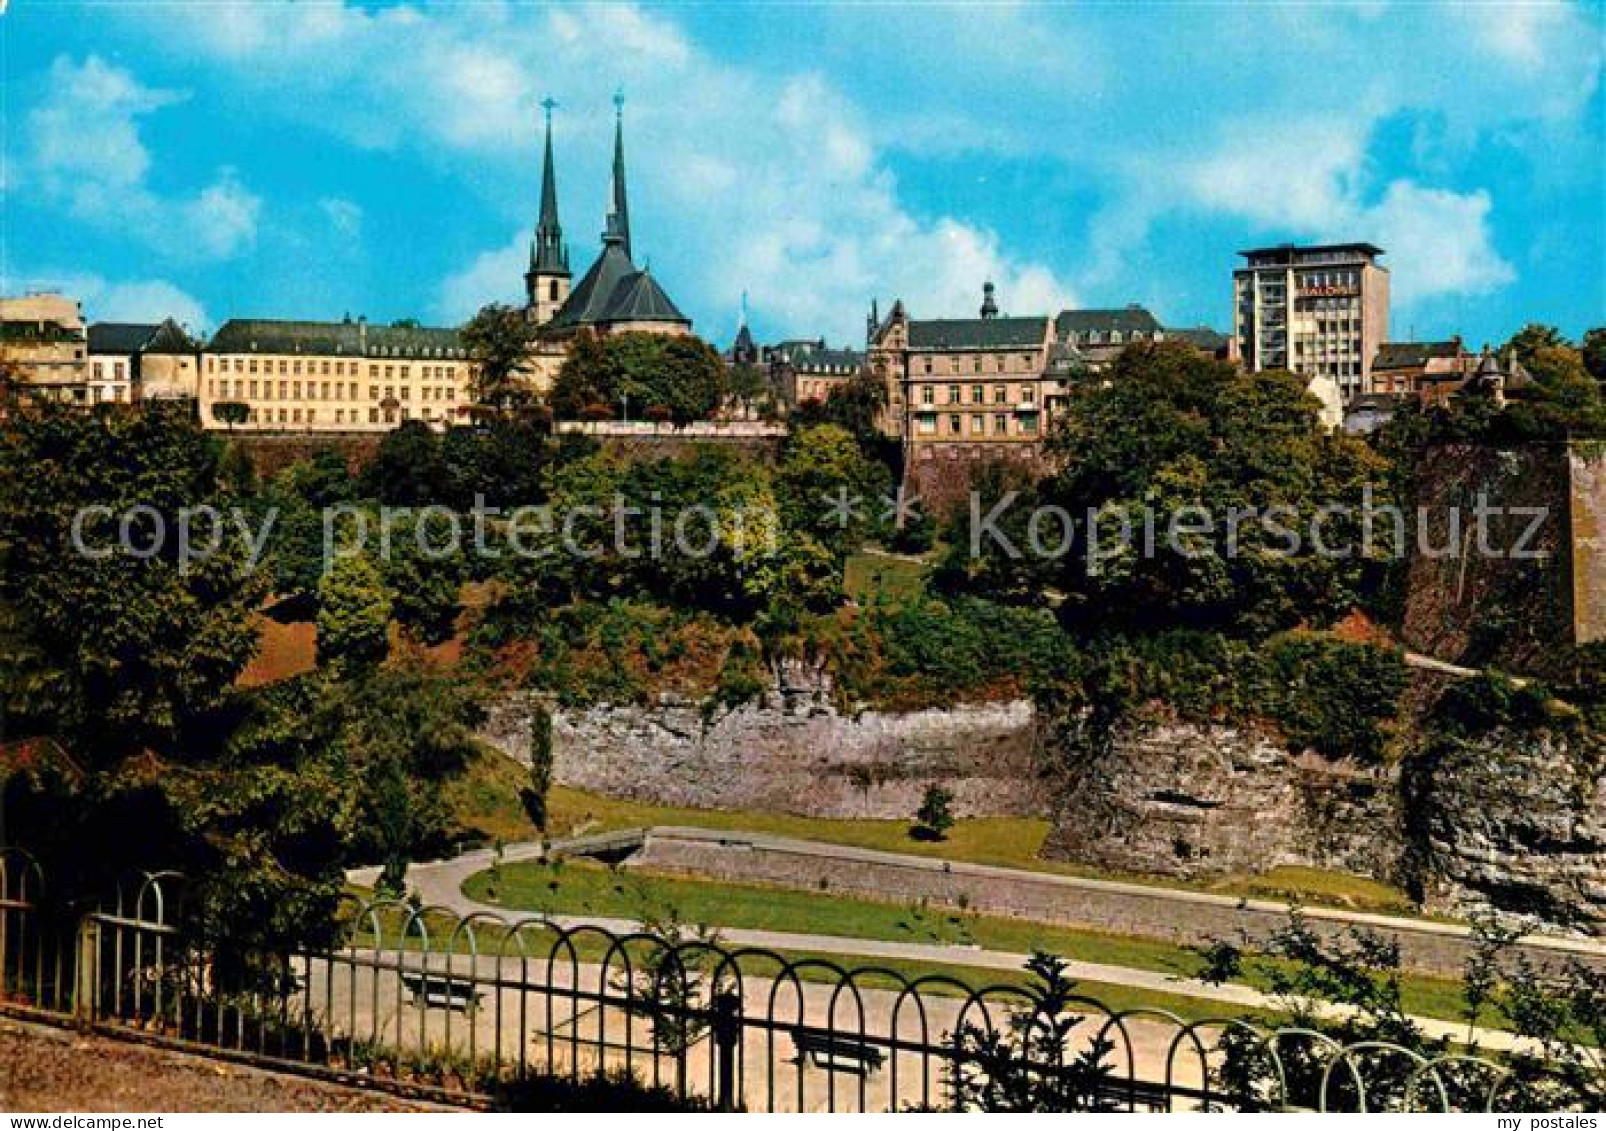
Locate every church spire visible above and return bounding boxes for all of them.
[531,97,569,276]
[603,90,632,259]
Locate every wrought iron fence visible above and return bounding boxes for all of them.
[0,850,1581,1112]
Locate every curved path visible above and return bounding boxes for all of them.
[347,832,1569,1055]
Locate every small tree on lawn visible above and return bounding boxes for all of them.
[521,703,554,832]
[913,784,956,841]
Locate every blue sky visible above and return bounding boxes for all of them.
[3,1,1602,351]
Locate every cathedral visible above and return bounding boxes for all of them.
[520,97,691,388]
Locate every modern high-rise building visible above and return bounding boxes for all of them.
[1233,242,1389,404]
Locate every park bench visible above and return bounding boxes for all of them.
[791,1029,885,1075]
[400,971,482,1012]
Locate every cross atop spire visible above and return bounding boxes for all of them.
[603,89,632,259]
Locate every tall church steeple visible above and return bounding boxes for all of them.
[526,98,571,325]
[602,90,632,259]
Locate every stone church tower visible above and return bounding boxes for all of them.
[525,99,571,326]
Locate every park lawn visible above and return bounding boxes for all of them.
[843,551,928,602]
[344,886,1258,1024]
[539,783,1418,917]
[462,859,1470,1026]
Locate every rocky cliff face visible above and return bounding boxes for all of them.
[1041,716,1403,881]
[1408,727,1606,932]
[478,660,1049,820]
[1037,709,1606,934]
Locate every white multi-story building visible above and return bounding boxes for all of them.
[1233,242,1390,405]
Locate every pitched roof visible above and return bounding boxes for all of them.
[88,322,161,354]
[779,342,862,374]
[207,318,467,358]
[1372,340,1465,371]
[1054,306,1163,336]
[546,244,690,332]
[1167,326,1228,351]
[144,318,201,354]
[601,269,689,325]
[906,316,1048,350]
[88,318,200,356]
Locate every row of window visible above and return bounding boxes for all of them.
[918,384,1036,407]
[914,413,1040,437]
[207,379,463,403]
[91,361,127,379]
[1062,329,1159,347]
[242,406,449,426]
[917,352,1039,376]
[208,356,462,380]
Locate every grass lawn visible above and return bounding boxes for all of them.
[537,782,1418,917]
[843,550,928,602]
[462,859,1469,1026]
[346,885,1257,1024]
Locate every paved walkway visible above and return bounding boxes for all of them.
[347,834,1562,1056]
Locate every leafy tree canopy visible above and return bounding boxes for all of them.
[551,331,727,425]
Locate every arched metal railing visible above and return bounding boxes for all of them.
[0,860,1592,1113]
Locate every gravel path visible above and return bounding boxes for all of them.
[0,1016,443,1113]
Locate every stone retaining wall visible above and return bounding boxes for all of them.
[628,828,1606,981]
[478,664,1048,820]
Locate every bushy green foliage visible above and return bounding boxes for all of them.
[1198,911,1606,1112]
[913,784,956,842]
[461,302,538,411]
[962,341,1393,637]
[551,330,727,424]
[1057,630,1407,764]
[0,402,266,759]
[361,419,443,505]
[316,555,392,670]
[809,595,1075,710]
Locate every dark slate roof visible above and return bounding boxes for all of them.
[1054,306,1163,337]
[88,322,161,354]
[88,318,199,356]
[906,316,1048,350]
[782,343,863,374]
[546,243,689,331]
[207,318,467,358]
[1373,340,1465,371]
[600,269,689,324]
[144,318,201,354]
[1167,326,1228,351]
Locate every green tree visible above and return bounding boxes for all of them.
[1502,322,1568,366]
[552,331,727,424]
[360,418,442,505]
[775,423,890,558]
[316,554,392,670]
[1026,340,1391,637]
[0,402,266,758]
[522,703,554,831]
[380,510,465,644]
[1581,327,1606,383]
[0,404,351,955]
[912,784,956,841]
[462,302,537,412]
[944,953,1116,1111]
[212,401,250,431]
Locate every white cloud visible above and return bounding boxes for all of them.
[437,231,528,322]
[1363,181,1514,304]
[25,55,259,260]
[37,272,212,333]
[112,3,1074,343]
